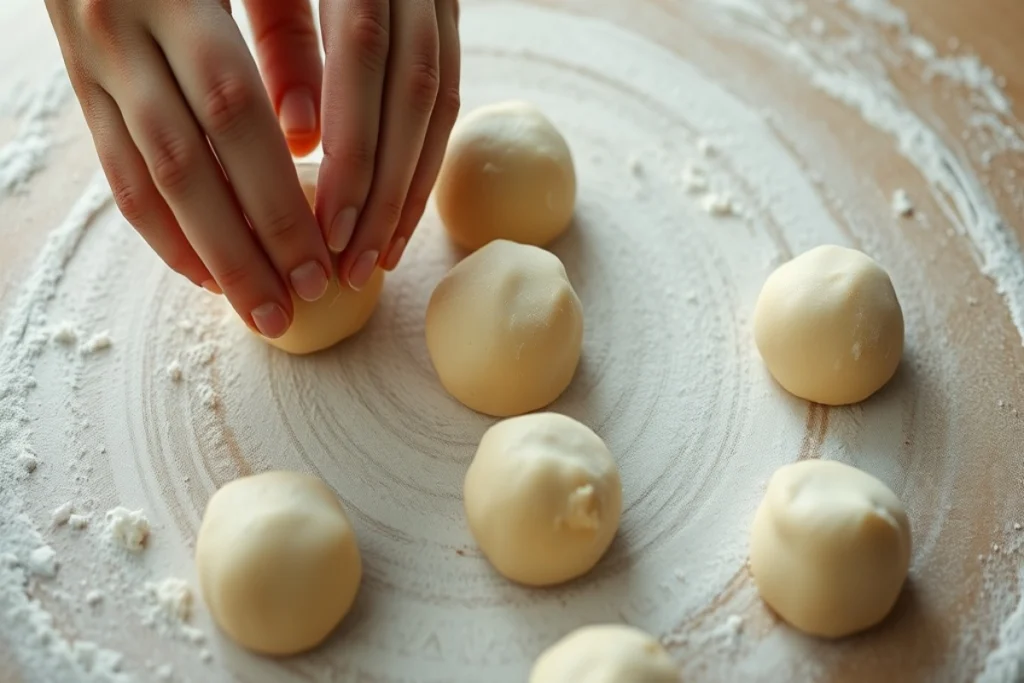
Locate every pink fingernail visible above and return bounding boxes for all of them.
[251,302,290,339]
[347,251,379,291]
[383,237,407,271]
[329,207,358,253]
[289,261,328,302]
[279,88,317,138]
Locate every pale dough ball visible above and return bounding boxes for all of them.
[435,101,576,251]
[530,624,679,683]
[753,245,904,405]
[464,412,622,586]
[426,239,583,417]
[750,460,911,638]
[195,471,362,655]
[263,162,384,355]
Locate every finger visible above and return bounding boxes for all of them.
[242,0,323,156]
[382,0,460,271]
[150,5,332,305]
[317,0,390,256]
[338,0,439,289]
[82,84,216,291]
[104,39,294,338]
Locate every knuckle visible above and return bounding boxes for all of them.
[437,85,461,125]
[145,123,198,195]
[406,56,440,114]
[258,209,303,245]
[374,197,405,233]
[211,258,253,292]
[109,177,148,227]
[79,0,117,38]
[201,73,256,139]
[348,11,390,72]
[325,140,376,178]
[253,12,315,49]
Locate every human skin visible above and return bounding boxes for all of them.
[43,0,461,339]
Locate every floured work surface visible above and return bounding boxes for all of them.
[0,1,1023,681]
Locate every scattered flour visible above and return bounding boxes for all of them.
[141,578,193,626]
[0,0,1020,680]
[104,507,150,552]
[18,450,38,473]
[51,321,80,346]
[891,188,915,217]
[51,501,73,526]
[68,513,91,530]
[166,360,184,383]
[680,164,709,193]
[0,67,72,196]
[701,192,736,216]
[28,545,58,578]
[80,332,113,355]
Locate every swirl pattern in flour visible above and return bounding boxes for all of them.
[4,2,1024,683]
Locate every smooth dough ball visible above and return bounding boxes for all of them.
[530,625,679,683]
[426,239,583,417]
[753,245,904,405]
[435,101,576,251]
[262,162,384,355]
[750,460,911,638]
[464,412,622,586]
[195,471,362,655]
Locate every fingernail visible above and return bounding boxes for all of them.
[279,88,317,138]
[329,207,358,252]
[289,261,329,302]
[347,251,379,291]
[383,237,407,271]
[251,302,289,339]
[201,279,222,295]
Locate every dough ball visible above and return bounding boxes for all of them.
[196,471,362,655]
[435,101,576,251]
[750,460,911,638]
[753,245,904,405]
[464,412,621,586]
[530,624,679,683]
[426,239,583,417]
[263,162,384,355]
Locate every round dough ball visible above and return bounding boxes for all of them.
[435,101,576,251]
[196,471,362,655]
[750,460,911,638]
[530,625,678,683]
[464,412,621,586]
[753,245,904,405]
[262,162,384,355]
[426,239,583,417]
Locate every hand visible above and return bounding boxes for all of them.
[315,0,462,289]
[45,0,333,339]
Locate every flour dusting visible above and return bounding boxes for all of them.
[0,0,1021,681]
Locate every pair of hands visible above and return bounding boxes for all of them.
[45,0,461,338]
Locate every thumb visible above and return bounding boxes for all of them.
[243,0,324,156]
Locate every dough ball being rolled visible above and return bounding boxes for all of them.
[435,101,576,251]
[195,471,362,655]
[464,413,621,586]
[426,239,583,417]
[530,624,679,683]
[750,460,911,638]
[262,162,384,355]
[753,245,904,405]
